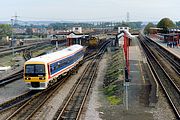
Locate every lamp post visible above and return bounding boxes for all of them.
[11,19,15,57]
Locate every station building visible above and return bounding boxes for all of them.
[162,33,180,44]
[66,32,89,46]
[50,27,89,46]
[150,28,180,45]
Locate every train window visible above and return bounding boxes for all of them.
[25,65,34,74]
[25,64,45,76]
[49,50,83,75]
[35,65,45,74]
[60,60,65,67]
[58,62,61,68]
[50,67,53,72]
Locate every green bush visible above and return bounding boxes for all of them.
[107,96,122,105]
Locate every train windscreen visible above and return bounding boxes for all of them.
[25,64,45,76]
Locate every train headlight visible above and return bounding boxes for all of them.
[39,77,45,80]
[25,78,31,80]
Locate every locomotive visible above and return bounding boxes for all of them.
[24,44,84,90]
[88,37,99,48]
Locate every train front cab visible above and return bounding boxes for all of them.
[24,62,49,90]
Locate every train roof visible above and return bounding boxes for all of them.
[25,44,83,64]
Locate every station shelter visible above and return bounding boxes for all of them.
[149,27,163,34]
[66,32,89,46]
[162,33,180,45]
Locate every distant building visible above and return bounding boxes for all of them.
[118,27,130,33]
[169,28,180,33]
[13,28,26,34]
[46,29,54,35]
[31,28,47,34]
[73,27,82,33]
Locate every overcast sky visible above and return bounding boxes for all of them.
[0,0,179,22]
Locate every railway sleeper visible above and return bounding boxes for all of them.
[61,115,77,119]
[66,106,81,111]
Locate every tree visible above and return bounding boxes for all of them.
[128,22,142,29]
[121,21,129,27]
[176,21,180,27]
[144,22,155,34]
[157,18,175,33]
[0,24,12,38]
[26,27,33,35]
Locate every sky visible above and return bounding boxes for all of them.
[0,0,179,22]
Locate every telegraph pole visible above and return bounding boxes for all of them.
[126,12,130,23]
[11,13,19,57]
[12,12,19,27]
[11,19,15,57]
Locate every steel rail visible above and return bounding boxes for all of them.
[139,34,180,119]
[5,75,69,120]
[54,42,109,120]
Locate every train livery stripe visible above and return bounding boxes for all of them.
[48,48,83,64]
[48,57,82,79]
[47,49,83,79]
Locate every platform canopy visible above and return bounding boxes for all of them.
[67,32,88,39]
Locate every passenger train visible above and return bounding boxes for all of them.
[24,44,84,90]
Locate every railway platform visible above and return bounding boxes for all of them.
[147,36,180,59]
[116,37,158,119]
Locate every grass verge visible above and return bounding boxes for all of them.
[103,47,124,105]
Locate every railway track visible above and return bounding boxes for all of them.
[0,42,98,87]
[0,91,37,112]
[139,34,180,119]
[0,70,23,87]
[0,41,50,56]
[140,35,180,88]
[145,36,180,75]
[0,64,83,118]
[0,43,57,87]
[53,41,109,120]
[0,40,110,120]
[3,75,70,120]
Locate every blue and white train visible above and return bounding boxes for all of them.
[24,44,84,90]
